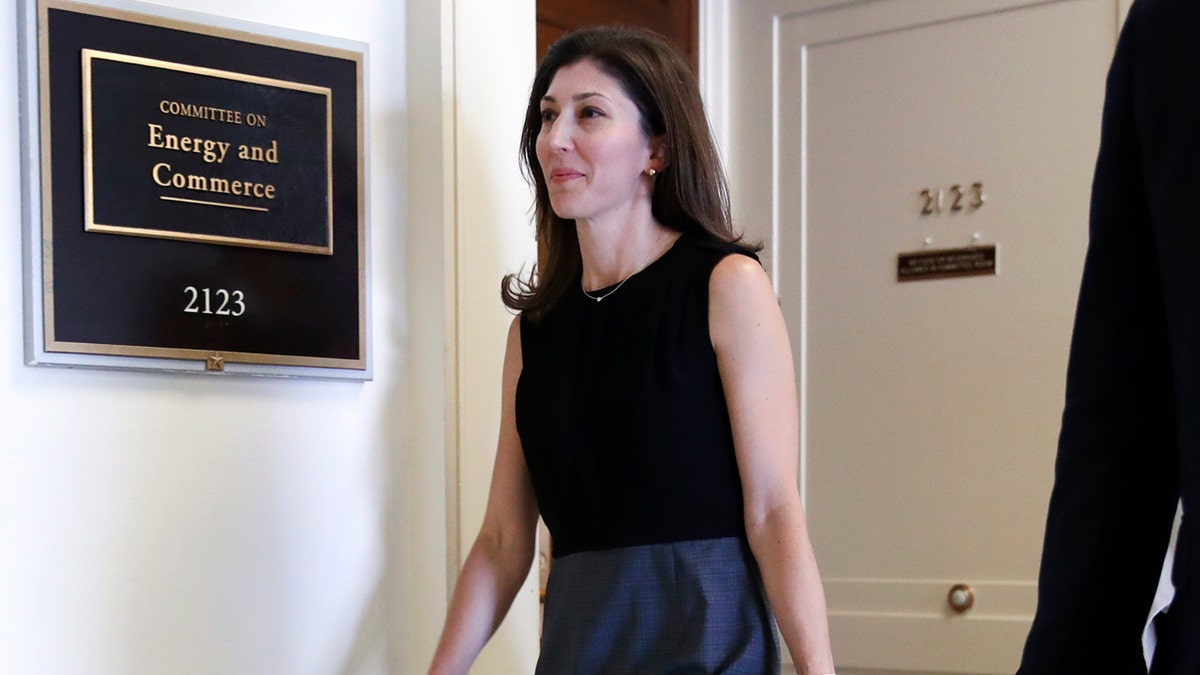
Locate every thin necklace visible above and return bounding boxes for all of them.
[581,232,668,303]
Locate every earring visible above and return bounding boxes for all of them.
[646,168,657,177]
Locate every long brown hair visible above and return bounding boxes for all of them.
[503,26,757,319]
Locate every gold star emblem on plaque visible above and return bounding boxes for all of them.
[206,354,225,372]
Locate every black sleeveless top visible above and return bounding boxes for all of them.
[516,234,755,558]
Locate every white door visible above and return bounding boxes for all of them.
[726,1,1120,672]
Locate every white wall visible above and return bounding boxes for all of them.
[2,0,541,671]
[3,0,425,673]
[407,0,540,673]
[447,0,541,672]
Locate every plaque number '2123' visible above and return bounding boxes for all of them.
[184,286,246,317]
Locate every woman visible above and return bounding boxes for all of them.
[430,27,835,675]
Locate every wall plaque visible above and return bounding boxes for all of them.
[897,245,997,282]
[19,0,370,378]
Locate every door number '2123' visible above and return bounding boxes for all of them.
[184,286,246,316]
[920,182,985,215]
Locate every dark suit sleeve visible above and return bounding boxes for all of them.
[1018,2,1181,672]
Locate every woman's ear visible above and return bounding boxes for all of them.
[648,134,668,173]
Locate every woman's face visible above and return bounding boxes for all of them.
[536,60,660,224]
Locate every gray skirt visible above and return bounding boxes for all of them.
[537,536,781,674]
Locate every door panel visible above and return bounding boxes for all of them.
[730,1,1116,672]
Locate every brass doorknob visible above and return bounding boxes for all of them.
[948,583,975,613]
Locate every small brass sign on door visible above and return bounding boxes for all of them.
[897,245,997,282]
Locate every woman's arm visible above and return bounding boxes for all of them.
[709,254,836,675]
[429,317,540,675]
